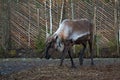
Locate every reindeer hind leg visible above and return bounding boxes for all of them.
[68,48,76,68]
[79,42,87,65]
[88,39,94,65]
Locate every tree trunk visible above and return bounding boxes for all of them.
[71,0,76,54]
[49,0,52,34]
[93,1,97,56]
[62,0,67,20]
[114,0,119,56]
[59,0,64,25]
[37,8,40,39]
[44,0,49,38]
[1,0,10,52]
[28,2,31,48]
[71,0,74,20]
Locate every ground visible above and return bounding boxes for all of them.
[0,58,120,80]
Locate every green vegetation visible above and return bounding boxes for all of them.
[0,46,4,57]
[8,50,17,57]
[107,39,117,52]
[95,34,101,57]
[35,37,45,54]
[81,0,92,3]
[82,0,110,3]
[108,39,116,47]
[74,45,82,57]
[10,0,19,3]
[35,1,41,8]
[104,0,110,3]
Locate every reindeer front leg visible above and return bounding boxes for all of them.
[88,39,94,65]
[68,48,76,68]
[59,47,67,66]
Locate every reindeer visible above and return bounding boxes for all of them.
[45,18,94,67]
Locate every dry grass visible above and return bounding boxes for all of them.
[1,63,120,80]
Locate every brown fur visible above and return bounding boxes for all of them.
[45,18,94,67]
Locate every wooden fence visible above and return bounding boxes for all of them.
[0,0,119,57]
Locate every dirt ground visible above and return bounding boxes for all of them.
[0,58,120,80]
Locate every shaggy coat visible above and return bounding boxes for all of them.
[45,18,94,67]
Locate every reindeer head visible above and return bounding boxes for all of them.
[54,36,64,52]
[45,34,64,59]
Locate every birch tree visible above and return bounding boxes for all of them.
[49,0,52,34]
[114,0,119,55]
[59,0,64,25]
[93,0,97,56]
[44,0,49,38]
[70,0,76,53]
[71,0,74,20]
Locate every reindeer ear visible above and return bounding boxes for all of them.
[53,35,58,40]
[55,35,58,40]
